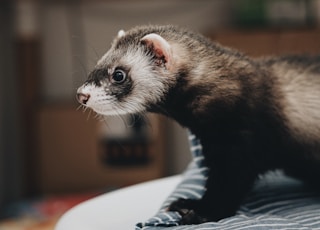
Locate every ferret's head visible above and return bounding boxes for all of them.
[77,26,180,116]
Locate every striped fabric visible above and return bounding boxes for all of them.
[136,133,320,230]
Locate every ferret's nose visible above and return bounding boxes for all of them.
[77,87,90,105]
[77,92,90,105]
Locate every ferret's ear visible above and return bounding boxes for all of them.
[117,30,125,38]
[140,33,172,69]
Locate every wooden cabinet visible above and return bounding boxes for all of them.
[210,29,320,56]
[36,105,166,194]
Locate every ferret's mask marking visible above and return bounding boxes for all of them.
[77,32,174,116]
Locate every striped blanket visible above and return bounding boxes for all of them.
[136,133,320,230]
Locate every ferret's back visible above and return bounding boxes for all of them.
[264,56,320,146]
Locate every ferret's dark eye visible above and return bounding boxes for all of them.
[112,69,126,84]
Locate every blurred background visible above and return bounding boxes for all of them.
[1,0,320,228]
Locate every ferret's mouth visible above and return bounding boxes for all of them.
[83,99,140,117]
[90,106,124,116]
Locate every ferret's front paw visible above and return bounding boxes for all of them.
[168,198,209,225]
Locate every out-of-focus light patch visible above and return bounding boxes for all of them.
[14,1,39,38]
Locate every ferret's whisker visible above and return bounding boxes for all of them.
[73,55,88,80]
[100,116,111,132]
[76,104,83,111]
[128,114,136,128]
[87,109,93,121]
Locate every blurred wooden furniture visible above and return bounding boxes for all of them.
[210,28,320,56]
[36,105,166,194]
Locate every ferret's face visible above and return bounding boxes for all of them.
[77,30,175,116]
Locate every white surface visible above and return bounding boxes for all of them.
[55,175,182,230]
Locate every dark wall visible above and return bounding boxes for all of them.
[0,1,24,207]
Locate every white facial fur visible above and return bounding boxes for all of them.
[77,33,174,116]
[77,82,119,115]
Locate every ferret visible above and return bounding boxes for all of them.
[76,25,320,224]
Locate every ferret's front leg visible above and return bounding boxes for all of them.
[169,152,257,224]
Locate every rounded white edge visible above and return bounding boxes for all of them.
[55,175,182,230]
